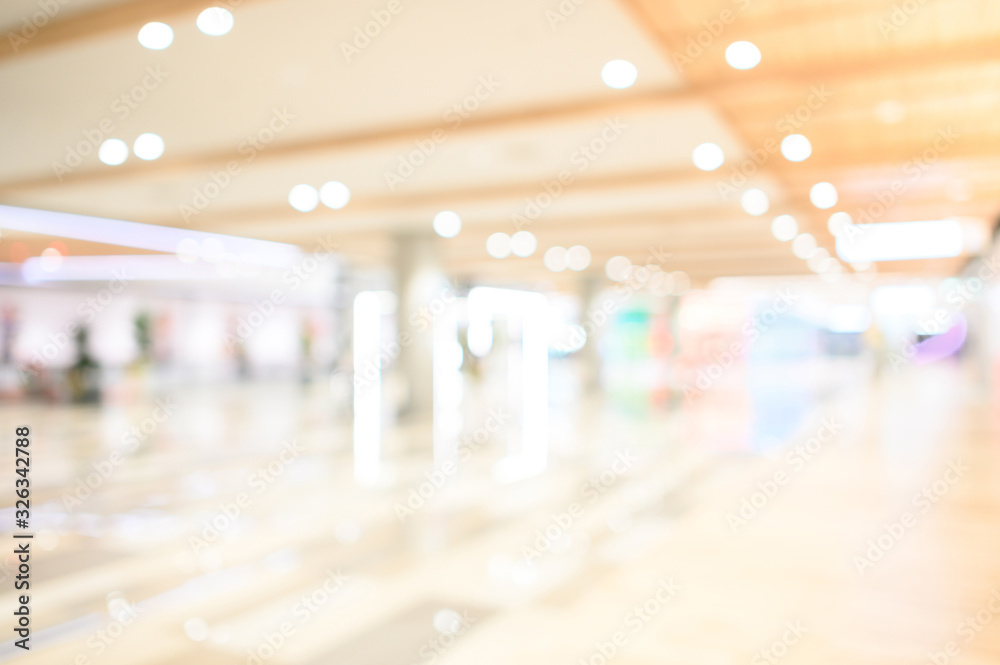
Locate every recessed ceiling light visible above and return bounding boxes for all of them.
[649,270,669,294]
[40,247,64,273]
[827,212,852,237]
[692,143,725,171]
[780,135,811,162]
[725,41,760,70]
[741,188,769,216]
[98,139,128,166]
[486,232,511,259]
[567,245,591,271]
[510,231,537,257]
[771,215,797,241]
[138,22,173,50]
[544,247,567,272]
[605,256,632,281]
[433,609,464,635]
[319,181,350,209]
[433,211,461,238]
[196,7,234,36]
[177,238,200,263]
[810,182,838,209]
[791,233,817,259]
[133,133,164,161]
[288,184,319,212]
[601,60,638,89]
[807,248,832,273]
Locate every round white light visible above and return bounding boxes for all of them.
[692,143,725,171]
[544,246,568,272]
[433,609,464,635]
[601,60,638,89]
[40,247,63,273]
[510,231,537,257]
[791,233,817,259]
[200,237,225,263]
[725,41,761,70]
[138,22,173,50]
[98,139,128,166]
[196,7,234,36]
[177,238,200,263]
[780,134,811,162]
[432,211,461,238]
[567,245,591,271]
[741,188,769,216]
[288,184,319,212]
[810,182,838,209]
[771,215,798,241]
[486,232,511,259]
[605,256,632,281]
[133,133,164,161]
[630,264,655,286]
[807,248,832,273]
[827,212,852,237]
[320,181,351,209]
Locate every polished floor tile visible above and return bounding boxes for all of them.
[2,361,999,664]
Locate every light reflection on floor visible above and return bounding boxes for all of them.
[2,358,999,664]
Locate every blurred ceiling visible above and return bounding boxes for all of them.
[0,0,998,284]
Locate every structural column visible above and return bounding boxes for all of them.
[577,273,604,395]
[394,232,447,418]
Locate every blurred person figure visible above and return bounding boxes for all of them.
[68,327,100,403]
[226,313,250,379]
[301,316,317,384]
[0,306,22,398]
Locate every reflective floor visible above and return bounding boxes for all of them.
[3,359,1000,664]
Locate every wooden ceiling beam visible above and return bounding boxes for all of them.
[2,32,999,195]
[0,0,255,61]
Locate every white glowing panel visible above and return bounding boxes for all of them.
[22,255,222,283]
[837,220,964,262]
[871,285,935,317]
[467,287,549,481]
[827,305,872,333]
[0,205,302,268]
